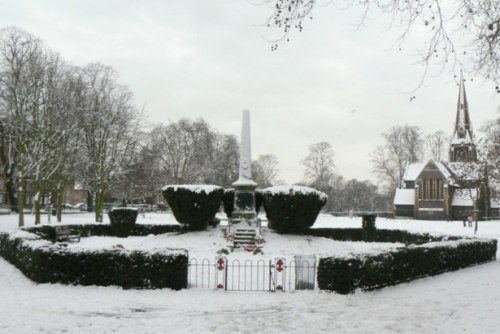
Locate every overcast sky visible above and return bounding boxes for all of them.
[1,0,498,185]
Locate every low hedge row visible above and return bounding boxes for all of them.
[317,238,497,294]
[24,223,182,241]
[0,230,188,290]
[306,228,448,244]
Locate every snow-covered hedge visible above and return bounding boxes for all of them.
[162,185,224,231]
[24,223,182,240]
[0,230,188,290]
[317,238,497,294]
[307,228,445,244]
[262,186,327,234]
[108,207,139,237]
[222,188,264,218]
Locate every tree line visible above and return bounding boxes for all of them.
[2,26,499,227]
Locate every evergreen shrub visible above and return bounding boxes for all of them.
[362,214,377,231]
[25,223,182,240]
[222,189,235,218]
[0,230,188,290]
[317,238,497,294]
[162,185,224,231]
[109,207,139,237]
[262,186,327,233]
[306,228,445,244]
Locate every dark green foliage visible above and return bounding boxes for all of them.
[222,189,235,218]
[317,238,497,294]
[362,214,376,231]
[108,208,139,237]
[162,185,224,231]
[0,231,188,290]
[255,190,264,213]
[263,186,327,233]
[306,228,445,244]
[24,223,182,240]
[222,188,263,218]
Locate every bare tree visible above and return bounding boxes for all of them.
[252,153,280,188]
[0,27,49,226]
[302,141,336,193]
[265,0,500,89]
[426,130,449,162]
[371,125,424,189]
[482,117,500,191]
[150,118,215,185]
[76,63,140,223]
[448,161,486,234]
[206,133,239,188]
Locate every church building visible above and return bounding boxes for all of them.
[393,75,491,220]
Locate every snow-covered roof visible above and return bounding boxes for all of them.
[434,161,453,180]
[451,189,477,207]
[451,131,474,145]
[447,162,484,181]
[402,163,426,181]
[491,198,500,209]
[402,160,452,182]
[393,188,415,206]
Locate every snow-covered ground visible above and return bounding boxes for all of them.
[0,212,499,333]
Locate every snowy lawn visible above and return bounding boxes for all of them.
[0,212,499,333]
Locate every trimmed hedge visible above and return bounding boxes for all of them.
[317,238,497,294]
[262,186,327,233]
[0,230,188,290]
[222,188,263,218]
[306,228,447,244]
[162,185,224,231]
[24,223,182,240]
[109,207,139,237]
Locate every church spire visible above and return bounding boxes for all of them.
[453,72,473,140]
[449,72,477,162]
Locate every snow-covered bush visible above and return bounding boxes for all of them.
[0,230,188,290]
[108,207,139,237]
[262,186,327,233]
[162,185,224,231]
[222,188,264,218]
[318,238,497,294]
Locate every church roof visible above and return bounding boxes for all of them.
[394,188,415,205]
[491,198,500,209]
[402,160,452,182]
[402,163,426,181]
[451,189,477,206]
[447,162,484,182]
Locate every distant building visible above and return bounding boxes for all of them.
[394,74,492,220]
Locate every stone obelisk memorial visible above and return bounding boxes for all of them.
[231,109,258,223]
[227,110,261,251]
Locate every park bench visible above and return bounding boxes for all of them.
[55,226,81,242]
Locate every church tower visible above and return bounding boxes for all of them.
[449,73,477,162]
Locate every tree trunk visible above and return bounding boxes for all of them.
[95,190,104,223]
[6,176,17,212]
[473,208,479,235]
[57,183,65,222]
[17,179,25,227]
[33,180,43,225]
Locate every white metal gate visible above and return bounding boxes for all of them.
[188,256,316,292]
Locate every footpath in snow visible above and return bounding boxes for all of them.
[0,212,499,333]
